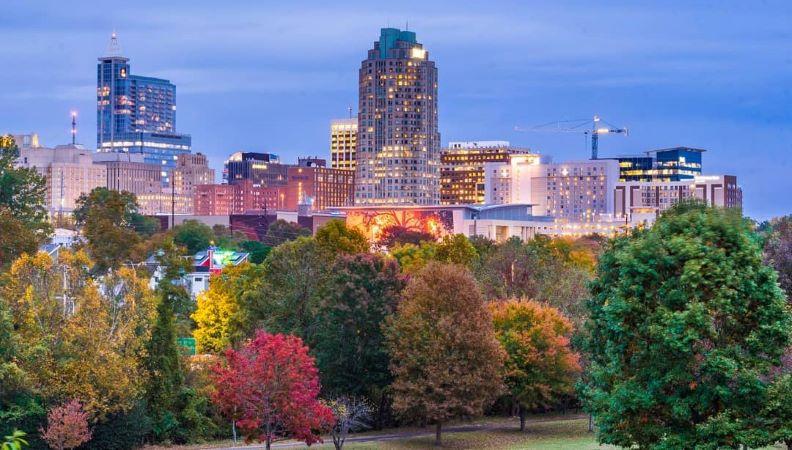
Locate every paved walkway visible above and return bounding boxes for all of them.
[211,414,588,449]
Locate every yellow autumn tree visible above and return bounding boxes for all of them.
[0,250,155,417]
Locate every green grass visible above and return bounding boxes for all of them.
[148,416,787,449]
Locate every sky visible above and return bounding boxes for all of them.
[1,0,790,219]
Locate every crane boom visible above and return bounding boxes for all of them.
[517,114,628,159]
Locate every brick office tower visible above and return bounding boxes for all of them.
[355,28,440,205]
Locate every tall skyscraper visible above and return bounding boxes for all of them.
[96,32,191,182]
[330,118,357,171]
[355,28,440,205]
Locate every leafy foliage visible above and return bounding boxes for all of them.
[385,263,505,445]
[376,225,434,248]
[326,396,371,450]
[579,203,792,449]
[211,331,333,449]
[239,240,271,264]
[192,263,266,353]
[315,220,369,255]
[171,220,215,255]
[39,400,91,450]
[489,299,581,430]
[313,254,406,397]
[763,215,792,298]
[262,219,311,247]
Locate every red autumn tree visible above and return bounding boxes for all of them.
[40,400,92,450]
[211,331,334,450]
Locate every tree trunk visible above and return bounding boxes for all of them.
[266,437,271,450]
[588,413,594,433]
[785,439,791,450]
[435,422,442,447]
[519,405,526,431]
[231,420,237,444]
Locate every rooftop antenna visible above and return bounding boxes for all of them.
[405,20,409,31]
[70,111,77,145]
[348,106,353,119]
[107,30,121,56]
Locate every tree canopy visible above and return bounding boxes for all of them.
[580,203,792,449]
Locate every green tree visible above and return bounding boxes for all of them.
[389,242,437,274]
[212,224,247,250]
[259,237,329,340]
[385,263,505,446]
[315,219,369,255]
[145,283,185,441]
[313,253,406,401]
[580,203,792,449]
[434,234,478,268]
[239,240,271,264]
[377,225,434,248]
[763,215,792,298]
[73,187,142,272]
[262,219,311,247]
[0,135,51,266]
[172,220,215,254]
[489,299,581,431]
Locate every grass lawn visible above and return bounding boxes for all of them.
[147,416,787,449]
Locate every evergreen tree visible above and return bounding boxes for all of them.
[580,203,791,449]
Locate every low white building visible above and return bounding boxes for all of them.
[147,247,249,298]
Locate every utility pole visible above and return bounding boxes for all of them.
[171,172,175,229]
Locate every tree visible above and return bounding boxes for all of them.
[389,242,437,274]
[377,225,435,248]
[313,254,405,420]
[193,263,267,353]
[212,224,248,250]
[211,331,334,450]
[315,219,369,255]
[0,135,51,266]
[40,400,91,450]
[239,240,271,264]
[434,234,478,268]
[259,237,329,340]
[385,263,505,446]
[489,299,581,431]
[1,250,155,417]
[758,374,792,448]
[326,396,371,450]
[73,188,142,272]
[475,237,541,300]
[580,203,792,449]
[763,215,792,298]
[172,220,215,254]
[262,219,311,247]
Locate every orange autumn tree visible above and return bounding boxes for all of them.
[489,299,581,431]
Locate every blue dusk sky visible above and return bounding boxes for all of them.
[1,0,790,219]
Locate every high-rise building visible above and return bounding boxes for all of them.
[440,141,538,205]
[224,151,287,187]
[16,142,106,215]
[485,157,620,222]
[284,163,355,212]
[355,27,440,205]
[96,32,191,181]
[330,118,357,171]
[614,147,705,182]
[172,153,215,203]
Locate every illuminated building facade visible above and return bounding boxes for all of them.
[614,175,742,220]
[356,28,440,205]
[284,163,355,212]
[96,33,191,180]
[194,180,283,216]
[330,118,357,171]
[441,141,538,205]
[16,143,107,215]
[171,153,215,209]
[615,147,704,181]
[224,152,287,187]
[485,157,620,222]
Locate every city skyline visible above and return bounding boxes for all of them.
[1,0,790,218]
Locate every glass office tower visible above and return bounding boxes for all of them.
[96,33,191,182]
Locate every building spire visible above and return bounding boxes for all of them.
[107,30,121,56]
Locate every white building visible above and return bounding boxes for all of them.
[485,156,620,222]
[16,143,107,215]
[614,175,742,224]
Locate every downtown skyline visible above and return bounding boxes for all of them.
[1,0,790,219]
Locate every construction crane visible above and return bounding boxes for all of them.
[516,115,628,160]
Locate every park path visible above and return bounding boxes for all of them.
[209,414,588,449]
